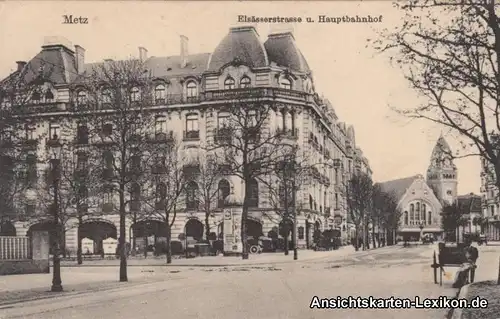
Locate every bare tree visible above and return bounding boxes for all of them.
[142,137,187,264]
[195,155,225,243]
[441,202,469,242]
[261,150,316,255]
[0,61,57,224]
[372,185,401,246]
[74,58,157,281]
[207,98,296,259]
[346,172,374,251]
[370,0,500,190]
[28,138,100,262]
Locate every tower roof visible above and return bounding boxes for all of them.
[428,135,456,170]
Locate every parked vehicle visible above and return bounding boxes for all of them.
[421,233,434,244]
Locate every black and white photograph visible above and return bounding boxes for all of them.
[0,1,499,318]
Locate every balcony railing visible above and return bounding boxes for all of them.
[183,130,200,141]
[276,128,299,139]
[214,128,232,144]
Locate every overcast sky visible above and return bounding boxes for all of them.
[0,1,481,195]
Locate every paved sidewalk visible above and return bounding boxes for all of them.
[59,245,374,267]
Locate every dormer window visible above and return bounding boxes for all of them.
[240,76,251,88]
[155,84,166,103]
[76,91,87,106]
[224,77,235,90]
[130,87,140,102]
[279,77,292,90]
[186,81,197,97]
[45,89,54,102]
[31,90,41,103]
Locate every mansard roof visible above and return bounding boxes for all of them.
[264,31,311,73]
[207,26,269,71]
[19,44,79,85]
[456,193,482,215]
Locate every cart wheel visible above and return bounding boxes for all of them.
[249,245,259,254]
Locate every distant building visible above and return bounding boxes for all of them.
[480,155,500,240]
[456,193,482,240]
[377,135,458,241]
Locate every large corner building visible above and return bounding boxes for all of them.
[0,26,371,254]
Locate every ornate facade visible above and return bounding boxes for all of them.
[0,26,371,254]
[480,154,500,240]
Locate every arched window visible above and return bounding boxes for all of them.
[186,81,197,97]
[309,194,313,210]
[130,183,140,200]
[415,211,420,223]
[248,179,259,208]
[186,181,199,210]
[76,91,87,106]
[45,89,54,101]
[416,202,420,213]
[240,76,251,88]
[409,210,414,224]
[130,87,140,102]
[422,203,426,215]
[279,77,292,90]
[284,111,293,130]
[428,211,432,225]
[101,88,111,105]
[224,77,235,90]
[404,211,408,225]
[410,204,414,214]
[217,111,230,129]
[155,84,166,103]
[217,179,230,208]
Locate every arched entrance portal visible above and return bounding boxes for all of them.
[246,219,263,239]
[0,221,16,236]
[131,220,168,252]
[185,219,204,241]
[27,221,64,255]
[79,221,117,255]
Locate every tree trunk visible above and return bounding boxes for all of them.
[241,204,249,260]
[205,209,211,241]
[165,220,172,264]
[371,224,377,249]
[119,184,128,282]
[77,212,83,265]
[284,234,289,255]
[354,227,359,251]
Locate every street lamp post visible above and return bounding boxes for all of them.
[50,143,63,292]
[419,223,424,242]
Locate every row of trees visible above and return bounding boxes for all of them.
[0,58,403,287]
[0,59,313,284]
[346,172,402,251]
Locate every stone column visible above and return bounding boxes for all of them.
[14,222,28,237]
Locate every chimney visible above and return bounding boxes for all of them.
[75,45,85,74]
[16,61,26,72]
[139,47,148,62]
[180,35,189,68]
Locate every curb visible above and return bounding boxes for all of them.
[447,283,470,319]
[56,246,401,268]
